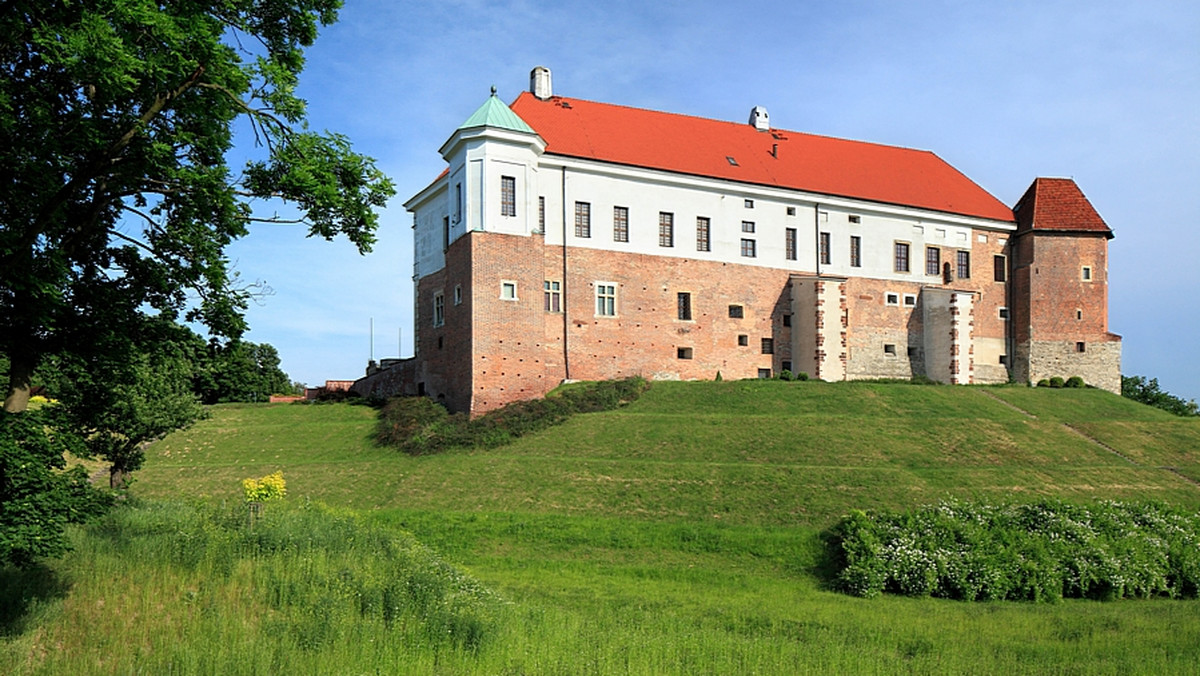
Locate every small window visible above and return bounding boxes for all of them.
[884,344,896,355]
[1081,266,1093,281]
[819,232,831,265]
[741,239,757,258]
[538,196,545,232]
[818,211,829,222]
[782,360,792,372]
[453,285,462,306]
[957,250,971,279]
[785,228,797,261]
[786,206,796,216]
[738,334,749,346]
[926,247,941,276]
[696,217,711,252]
[659,212,674,247]
[677,347,693,360]
[575,201,591,238]
[903,294,916,307]
[728,304,744,319]
[850,236,862,268]
[500,281,518,301]
[726,156,739,166]
[1076,342,1086,353]
[758,368,772,379]
[998,307,1009,320]
[742,220,756,233]
[1076,309,1083,320]
[761,338,774,354]
[895,242,911,273]
[544,280,561,312]
[783,314,792,327]
[437,336,443,350]
[907,346,917,357]
[500,175,516,217]
[999,355,1009,365]
[848,214,861,224]
[596,283,617,317]
[454,183,462,223]
[677,292,692,321]
[442,216,450,252]
[613,206,629,242]
[744,199,754,209]
[994,254,1007,282]
[433,293,445,327]
[886,293,899,306]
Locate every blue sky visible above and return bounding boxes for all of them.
[223,0,1200,402]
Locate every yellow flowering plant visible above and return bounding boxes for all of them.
[242,471,287,503]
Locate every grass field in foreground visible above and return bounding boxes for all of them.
[4,381,1199,674]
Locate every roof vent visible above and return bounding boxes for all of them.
[530,66,552,100]
[749,106,769,131]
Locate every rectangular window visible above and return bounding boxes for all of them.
[538,196,545,232]
[738,334,749,346]
[677,292,692,321]
[575,201,591,238]
[677,347,693,360]
[786,228,797,261]
[744,199,754,209]
[454,183,462,223]
[742,220,756,233]
[596,283,616,317]
[433,293,444,327]
[998,307,1009,320]
[761,338,774,354]
[848,214,861,224]
[994,254,1007,282]
[783,314,791,327]
[659,212,674,247]
[1081,266,1093,281]
[544,280,561,312]
[1076,341,1086,353]
[741,238,757,258]
[850,235,862,267]
[786,206,796,216]
[895,242,910,273]
[884,344,896,355]
[500,281,517,301]
[820,231,831,265]
[926,246,941,276]
[500,175,516,217]
[442,216,450,252]
[696,217,711,252]
[758,368,772,379]
[613,206,629,242]
[453,285,462,305]
[903,294,917,307]
[957,250,970,279]
[886,293,899,306]
[728,304,744,319]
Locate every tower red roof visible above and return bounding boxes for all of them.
[510,91,1015,222]
[1013,177,1113,238]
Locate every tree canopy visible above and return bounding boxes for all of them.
[0,0,393,564]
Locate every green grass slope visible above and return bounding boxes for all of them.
[6,382,1199,675]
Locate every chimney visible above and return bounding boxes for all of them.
[749,106,769,131]
[530,66,552,100]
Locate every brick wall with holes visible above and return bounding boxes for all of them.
[413,232,477,412]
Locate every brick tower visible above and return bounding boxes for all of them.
[1010,178,1121,392]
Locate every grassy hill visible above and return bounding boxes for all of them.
[5,381,1200,674]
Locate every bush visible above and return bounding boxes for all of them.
[376,377,650,456]
[1049,377,1065,388]
[1064,376,1085,389]
[829,499,1200,602]
[1036,379,1050,388]
[796,372,809,381]
[778,370,794,381]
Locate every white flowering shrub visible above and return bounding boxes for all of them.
[830,499,1200,602]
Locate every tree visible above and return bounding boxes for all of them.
[1121,375,1200,417]
[1,0,394,413]
[193,339,296,404]
[0,1,393,562]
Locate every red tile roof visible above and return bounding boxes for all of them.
[510,91,1015,222]
[1013,177,1112,237]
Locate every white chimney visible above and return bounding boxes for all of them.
[530,66,552,100]
[749,106,770,131]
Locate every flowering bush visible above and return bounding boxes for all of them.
[242,471,287,503]
[829,499,1200,602]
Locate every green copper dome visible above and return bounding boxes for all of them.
[457,89,536,134]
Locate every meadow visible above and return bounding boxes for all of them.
[3,380,1200,674]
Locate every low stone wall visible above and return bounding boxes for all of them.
[1017,339,1121,393]
[351,359,418,400]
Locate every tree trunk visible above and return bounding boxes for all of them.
[3,353,33,413]
[110,465,131,490]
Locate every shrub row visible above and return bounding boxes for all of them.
[829,499,1200,602]
[375,377,649,455]
[1036,375,1086,388]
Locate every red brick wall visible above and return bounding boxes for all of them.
[1012,232,1111,343]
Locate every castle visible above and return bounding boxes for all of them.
[354,67,1120,414]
